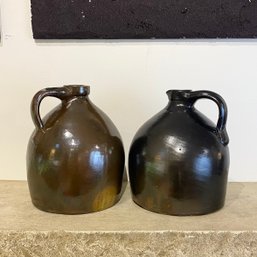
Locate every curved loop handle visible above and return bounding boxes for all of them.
[31,87,67,131]
[187,90,229,146]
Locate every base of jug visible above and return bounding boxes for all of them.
[31,194,123,215]
[132,197,224,216]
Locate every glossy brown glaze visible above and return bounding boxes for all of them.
[129,90,229,216]
[27,85,127,214]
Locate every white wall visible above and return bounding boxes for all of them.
[0,0,257,181]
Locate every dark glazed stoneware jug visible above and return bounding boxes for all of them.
[27,85,127,214]
[129,90,229,216]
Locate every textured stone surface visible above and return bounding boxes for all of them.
[31,0,257,39]
[0,181,257,256]
[0,231,257,257]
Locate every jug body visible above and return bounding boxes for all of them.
[27,85,126,214]
[129,90,229,216]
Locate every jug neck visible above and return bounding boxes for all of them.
[166,90,192,110]
[62,85,90,101]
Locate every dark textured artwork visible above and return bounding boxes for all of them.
[31,0,257,39]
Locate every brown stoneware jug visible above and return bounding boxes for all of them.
[27,85,127,214]
[129,90,229,216]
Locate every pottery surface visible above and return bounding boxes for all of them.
[129,90,229,216]
[27,85,127,214]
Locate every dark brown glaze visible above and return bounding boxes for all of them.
[129,90,229,216]
[27,85,127,214]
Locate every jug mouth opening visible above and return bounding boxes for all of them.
[166,90,192,101]
[64,85,90,96]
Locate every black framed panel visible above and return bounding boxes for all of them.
[31,0,257,39]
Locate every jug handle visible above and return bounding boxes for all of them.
[31,87,67,131]
[187,90,229,146]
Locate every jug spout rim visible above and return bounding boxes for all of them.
[166,90,192,101]
[64,85,90,97]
